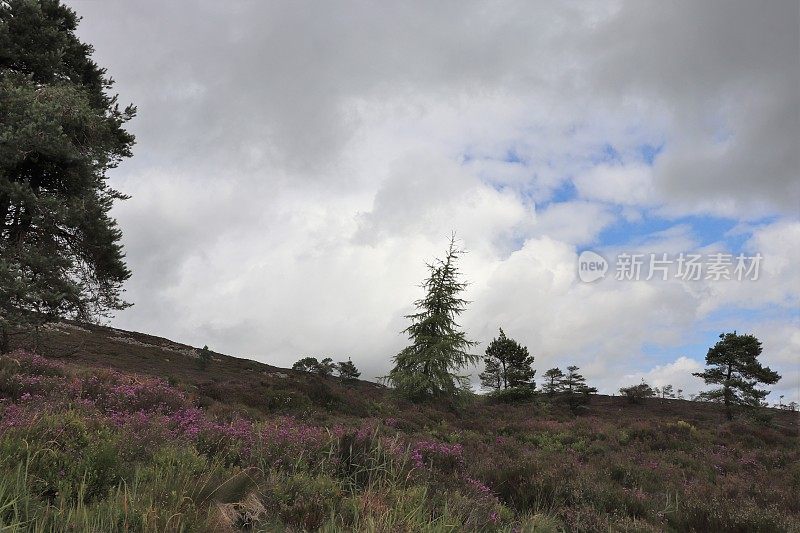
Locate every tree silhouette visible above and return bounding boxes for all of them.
[542,368,565,396]
[337,359,361,381]
[385,236,478,402]
[479,328,535,391]
[693,332,780,420]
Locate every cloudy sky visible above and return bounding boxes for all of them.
[69,0,799,402]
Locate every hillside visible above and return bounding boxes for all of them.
[0,323,797,532]
[15,321,389,419]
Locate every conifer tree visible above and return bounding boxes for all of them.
[542,367,565,396]
[293,356,335,376]
[619,380,654,404]
[293,357,320,373]
[562,365,595,394]
[318,357,335,376]
[479,352,503,390]
[693,332,780,420]
[337,359,360,381]
[479,328,535,390]
[0,0,136,352]
[562,365,597,412]
[385,236,478,402]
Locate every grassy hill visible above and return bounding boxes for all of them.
[0,322,797,532]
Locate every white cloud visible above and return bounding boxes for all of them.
[618,356,706,397]
[56,0,800,402]
[530,201,616,245]
[574,164,656,206]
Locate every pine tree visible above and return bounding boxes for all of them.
[385,236,478,402]
[293,357,320,373]
[337,359,361,381]
[693,332,780,420]
[542,368,565,396]
[562,365,597,412]
[479,353,503,390]
[318,357,335,376]
[293,356,335,376]
[619,380,654,404]
[563,365,595,394]
[0,0,136,352]
[479,328,534,391]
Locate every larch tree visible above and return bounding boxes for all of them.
[693,332,780,420]
[0,0,136,352]
[385,236,478,402]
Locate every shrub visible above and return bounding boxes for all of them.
[0,410,127,503]
[264,472,343,530]
[490,387,537,403]
[619,382,655,404]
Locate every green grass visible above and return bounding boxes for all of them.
[0,349,797,532]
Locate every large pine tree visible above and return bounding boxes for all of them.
[479,328,535,391]
[386,237,478,401]
[693,332,780,420]
[542,367,565,396]
[0,0,135,352]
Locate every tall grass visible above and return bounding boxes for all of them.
[0,351,797,532]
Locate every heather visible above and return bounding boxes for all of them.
[0,350,798,532]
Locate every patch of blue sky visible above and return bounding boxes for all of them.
[504,147,524,164]
[464,140,777,260]
[634,311,769,368]
[588,142,664,166]
[638,143,664,164]
[593,212,761,254]
[611,306,792,374]
[591,143,622,164]
[704,303,799,324]
[637,337,712,367]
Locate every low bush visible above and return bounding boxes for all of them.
[0,350,796,532]
[489,387,537,403]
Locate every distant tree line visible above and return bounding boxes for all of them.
[618,331,782,420]
[380,238,783,420]
[377,236,603,411]
[292,356,361,381]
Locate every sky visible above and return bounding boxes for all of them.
[68,0,799,402]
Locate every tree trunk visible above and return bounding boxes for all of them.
[724,363,733,420]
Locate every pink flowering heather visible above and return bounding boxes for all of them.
[410,440,464,471]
